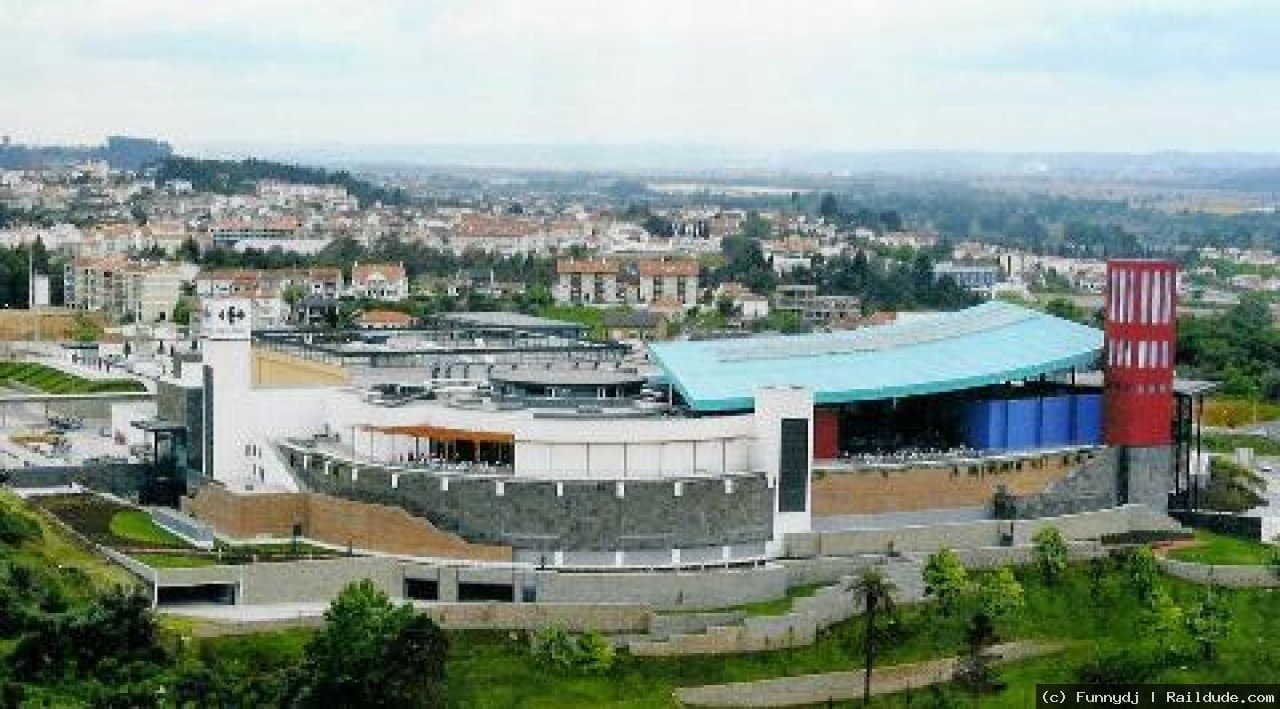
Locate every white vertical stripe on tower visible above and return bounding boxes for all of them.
[1152,271,1163,325]
[1140,270,1151,324]
[1117,269,1127,323]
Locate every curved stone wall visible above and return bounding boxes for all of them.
[284,446,773,552]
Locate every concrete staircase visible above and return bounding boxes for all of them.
[629,555,924,657]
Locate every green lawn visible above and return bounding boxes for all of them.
[186,560,1280,707]
[1202,432,1280,457]
[1167,529,1278,566]
[108,509,187,547]
[442,564,1280,707]
[0,360,145,394]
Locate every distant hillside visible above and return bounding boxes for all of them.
[1213,168,1280,193]
[0,136,172,171]
[154,156,408,208]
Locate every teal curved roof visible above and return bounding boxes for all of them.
[648,301,1103,412]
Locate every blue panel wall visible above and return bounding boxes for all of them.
[1006,398,1041,450]
[964,399,1007,451]
[1039,396,1073,448]
[1072,393,1103,445]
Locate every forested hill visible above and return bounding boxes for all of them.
[153,156,408,208]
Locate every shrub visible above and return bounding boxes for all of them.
[1076,648,1159,684]
[923,548,970,617]
[1126,546,1159,601]
[1186,587,1231,661]
[977,567,1025,629]
[530,625,616,674]
[1032,527,1068,584]
[0,506,41,546]
[1145,588,1185,656]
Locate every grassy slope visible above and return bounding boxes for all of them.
[0,360,145,394]
[0,489,136,592]
[1168,529,1277,565]
[441,564,1280,708]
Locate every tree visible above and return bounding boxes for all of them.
[1032,527,1068,585]
[852,566,897,705]
[923,548,970,617]
[977,567,1025,628]
[1146,588,1184,656]
[178,236,201,263]
[172,296,194,326]
[1126,546,1159,602]
[818,193,841,222]
[1186,587,1231,661]
[282,282,305,323]
[292,580,448,708]
[954,611,1001,692]
[1043,297,1087,324]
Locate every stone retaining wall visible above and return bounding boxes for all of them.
[533,565,790,611]
[786,504,1180,557]
[286,447,773,552]
[1158,558,1280,588]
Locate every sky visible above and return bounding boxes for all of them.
[3,0,1279,154]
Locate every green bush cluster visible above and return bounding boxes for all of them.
[0,505,41,546]
[529,625,617,675]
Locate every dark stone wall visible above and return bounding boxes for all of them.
[1169,509,1263,541]
[285,448,773,552]
[3,463,179,504]
[995,445,1175,519]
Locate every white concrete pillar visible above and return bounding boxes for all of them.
[753,386,814,549]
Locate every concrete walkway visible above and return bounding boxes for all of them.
[674,641,1062,707]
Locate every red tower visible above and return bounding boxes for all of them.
[1103,259,1177,446]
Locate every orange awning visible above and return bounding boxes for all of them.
[359,424,514,445]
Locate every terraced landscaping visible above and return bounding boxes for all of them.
[0,360,146,394]
[35,493,188,550]
[34,493,347,568]
[1166,528,1278,566]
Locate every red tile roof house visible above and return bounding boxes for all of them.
[350,262,409,301]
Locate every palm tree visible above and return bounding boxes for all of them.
[852,565,897,705]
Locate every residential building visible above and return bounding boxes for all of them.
[638,259,699,308]
[65,256,197,323]
[602,309,667,342]
[716,282,770,321]
[350,262,409,301]
[554,259,620,305]
[194,267,343,328]
[935,261,1003,292]
[772,284,860,325]
[208,217,302,247]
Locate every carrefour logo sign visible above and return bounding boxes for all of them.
[201,298,252,340]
